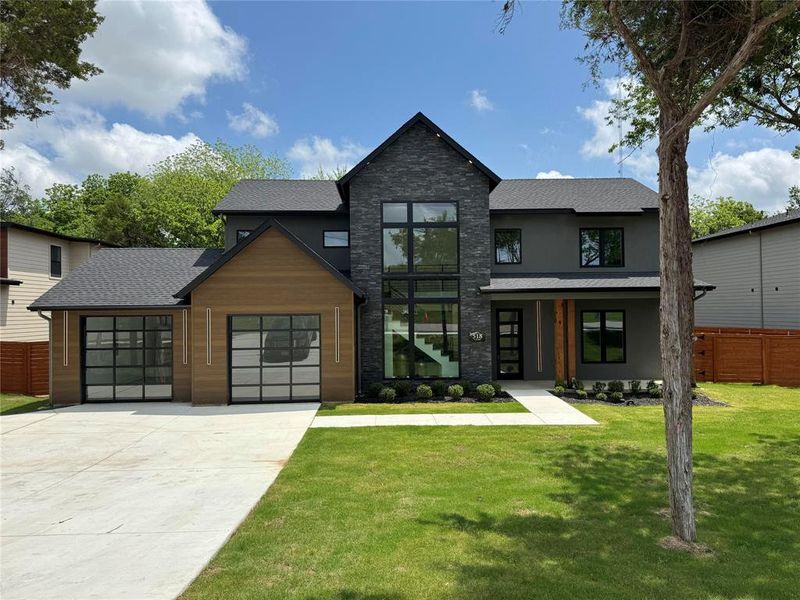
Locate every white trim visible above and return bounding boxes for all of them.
[334,306,341,363]
[182,309,188,365]
[63,311,68,366]
[205,308,211,365]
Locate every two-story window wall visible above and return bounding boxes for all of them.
[382,202,460,379]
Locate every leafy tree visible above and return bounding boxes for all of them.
[0,0,103,137]
[500,0,799,545]
[307,165,350,180]
[0,166,37,221]
[690,196,766,238]
[788,146,800,210]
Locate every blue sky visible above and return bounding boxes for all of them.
[2,1,797,211]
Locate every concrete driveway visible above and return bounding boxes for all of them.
[0,402,319,600]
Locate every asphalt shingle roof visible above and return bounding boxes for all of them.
[481,272,714,292]
[29,248,223,310]
[692,209,800,242]
[213,177,659,214]
[213,180,344,213]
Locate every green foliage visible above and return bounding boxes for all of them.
[491,382,503,395]
[0,0,103,134]
[610,391,624,402]
[646,379,658,391]
[628,380,642,394]
[367,383,384,399]
[649,386,662,398]
[592,381,606,394]
[476,384,496,402]
[392,381,412,398]
[608,380,625,393]
[554,378,565,388]
[573,379,585,391]
[553,386,566,395]
[378,387,396,402]
[576,389,588,399]
[307,165,349,180]
[447,384,464,400]
[415,384,433,400]
[690,196,766,239]
[431,380,448,398]
[595,392,608,402]
[457,380,475,396]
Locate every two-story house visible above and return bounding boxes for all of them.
[30,113,712,405]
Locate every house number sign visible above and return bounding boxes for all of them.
[468,331,486,342]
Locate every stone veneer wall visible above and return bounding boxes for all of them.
[348,121,492,387]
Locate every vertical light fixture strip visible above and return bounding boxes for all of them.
[334,306,341,363]
[63,311,68,366]
[182,309,188,365]
[206,308,211,365]
[536,301,543,372]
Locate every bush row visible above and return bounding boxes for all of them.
[553,378,663,400]
[366,380,503,402]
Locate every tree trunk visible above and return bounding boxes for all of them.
[657,112,697,543]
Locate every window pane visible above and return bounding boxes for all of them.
[292,366,320,384]
[495,230,521,264]
[145,316,171,330]
[115,331,143,348]
[85,331,114,349]
[498,311,520,323]
[145,385,171,399]
[86,350,113,367]
[115,385,143,400]
[324,231,349,247]
[413,227,457,273]
[262,315,290,330]
[232,331,260,348]
[382,280,409,300]
[262,367,290,384]
[293,348,320,365]
[384,305,410,378]
[412,202,457,223]
[603,229,623,266]
[582,312,602,363]
[604,311,625,362]
[237,230,251,242]
[263,330,291,348]
[85,368,113,385]
[115,316,144,330]
[145,330,172,348]
[262,386,290,400]
[261,347,291,366]
[291,384,320,400]
[498,336,519,348]
[414,303,459,378]
[231,368,260,385]
[292,315,319,330]
[231,315,260,331]
[580,230,600,267]
[383,228,408,273]
[231,349,260,367]
[85,317,114,331]
[145,348,171,366]
[145,366,171,384]
[115,367,144,385]
[231,386,260,401]
[382,203,407,222]
[413,279,458,298]
[292,330,319,348]
[86,386,114,400]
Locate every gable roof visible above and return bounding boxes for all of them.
[1,221,118,247]
[692,208,800,243]
[336,112,501,202]
[213,180,343,214]
[28,248,222,310]
[490,178,659,213]
[174,218,364,299]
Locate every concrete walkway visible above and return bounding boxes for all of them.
[311,382,597,428]
[1,402,319,600]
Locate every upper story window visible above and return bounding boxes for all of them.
[382,202,458,274]
[236,230,252,242]
[50,245,62,278]
[323,230,349,248]
[580,228,623,267]
[495,229,521,264]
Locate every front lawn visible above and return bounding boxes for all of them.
[0,393,51,416]
[183,383,799,599]
[318,400,528,415]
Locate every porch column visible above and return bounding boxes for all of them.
[566,299,576,381]
[554,299,565,382]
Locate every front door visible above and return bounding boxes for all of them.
[496,309,523,379]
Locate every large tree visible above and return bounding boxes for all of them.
[690,196,766,238]
[0,0,103,135]
[500,0,799,545]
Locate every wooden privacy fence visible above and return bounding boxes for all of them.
[0,341,49,395]
[694,327,800,387]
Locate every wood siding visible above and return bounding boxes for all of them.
[0,341,49,395]
[190,227,357,405]
[50,308,192,406]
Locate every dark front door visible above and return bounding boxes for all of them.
[496,309,523,379]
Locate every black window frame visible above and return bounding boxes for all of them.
[236,229,252,242]
[580,309,626,364]
[494,228,522,264]
[579,227,624,268]
[381,201,460,275]
[323,230,350,248]
[50,245,62,278]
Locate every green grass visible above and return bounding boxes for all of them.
[319,400,528,415]
[183,383,799,599]
[0,393,51,416]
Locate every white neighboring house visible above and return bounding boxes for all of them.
[1,222,114,341]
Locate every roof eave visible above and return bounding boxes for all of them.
[27,303,189,312]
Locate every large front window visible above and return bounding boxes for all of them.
[381,201,460,379]
[581,310,625,363]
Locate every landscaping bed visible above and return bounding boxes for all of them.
[550,379,727,407]
[558,390,726,407]
[359,380,512,405]
[319,399,527,415]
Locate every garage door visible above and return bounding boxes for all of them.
[83,316,173,401]
[229,314,320,402]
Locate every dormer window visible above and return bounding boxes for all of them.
[580,228,623,267]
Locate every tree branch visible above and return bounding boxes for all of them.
[660,1,691,77]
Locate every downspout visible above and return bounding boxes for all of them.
[36,310,53,409]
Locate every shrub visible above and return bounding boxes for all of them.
[431,380,448,398]
[415,384,433,400]
[378,387,396,402]
[628,380,641,394]
[592,381,606,394]
[392,381,412,398]
[553,385,565,395]
[608,380,624,393]
[458,380,476,396]
[367,382,384,399]
[573,379,585,391]
[476,384,495,402]
[596,392,608,402]
[576,389,588,399]
[447,384,464,400]
[491,381,503,396]
[554,377,565,388]
[649,386,662,398]
[610,391,624,402]
[646,379,658,391]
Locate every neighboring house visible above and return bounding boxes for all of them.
[693,209,800,329]
[1,222,114,341]
[29,113,712,406]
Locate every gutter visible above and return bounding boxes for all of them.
[36,310,54,409]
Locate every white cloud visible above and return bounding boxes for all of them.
[469,89,494,112]
[227,103,278,138]
[288,136,368,178]
[689,148,800,212]
[0,106,199,196]
[535,170,574,179]
[66,0,246,118]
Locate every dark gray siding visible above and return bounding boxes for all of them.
[224,213,351,272]
[348,121,493,385]
[490,212,660,274]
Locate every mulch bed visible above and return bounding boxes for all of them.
[357,395,517,404]
[558,391,727,407]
